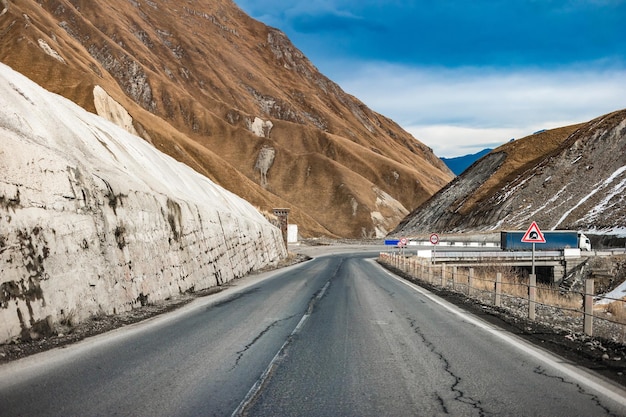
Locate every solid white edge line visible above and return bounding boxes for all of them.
[293,314,310,333]
[374,261,626,407]
[230,336,290,417]
[231,277,332,416]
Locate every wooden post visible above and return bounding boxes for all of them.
[529,273,536,321]
[584,279,594,336]
[441,264,446,288]
[495,272,502,307]
[468,268,474,296]
[452,266,457,291]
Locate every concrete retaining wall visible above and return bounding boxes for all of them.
[0,64,286,343]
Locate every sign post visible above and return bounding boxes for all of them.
[429,233,439,264]
[398,237,408,256]
[521,221,546,276]
[521,222,545,321]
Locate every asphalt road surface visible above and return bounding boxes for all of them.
[1,250,626,416]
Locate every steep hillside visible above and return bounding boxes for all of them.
[0,0,453,238]
[0,62,286,344]
[392,111,626,235]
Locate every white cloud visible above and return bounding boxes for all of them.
[404,125,524,158]
[334,62,626,157]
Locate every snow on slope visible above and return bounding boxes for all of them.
[0,63,286,343]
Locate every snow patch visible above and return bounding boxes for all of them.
[554,165,626,228]
[247,116,273,138]
[580,173,626,225]
[254,146,275,187]
[370,211,387,237]
[597,281,626,305]
[351,197,358,216]
[38,39,65,63]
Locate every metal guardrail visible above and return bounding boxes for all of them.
[430,250,563,259]
[398,239,625,257]
[408,241,499,247]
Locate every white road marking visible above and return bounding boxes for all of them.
[231,279,331,416]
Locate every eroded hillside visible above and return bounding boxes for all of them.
[392,110,626,235]
[0,0,453,238]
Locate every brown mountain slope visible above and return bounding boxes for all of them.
[391,110,626,235]
[0,0,452,238]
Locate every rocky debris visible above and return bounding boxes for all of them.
[587,256,626,295]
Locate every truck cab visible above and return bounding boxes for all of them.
[578,232,592,251]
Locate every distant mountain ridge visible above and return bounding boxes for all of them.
[441,149,493,176]
[0,0,453,238]
[391,112,626,236]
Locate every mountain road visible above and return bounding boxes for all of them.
[1,249,625,416]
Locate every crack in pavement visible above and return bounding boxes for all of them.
[231,315,296,370]
[232,260,343,416]
[533,365,618,417]
[310,259,343,310]
[408,318,491,416]
[231,260,344,373]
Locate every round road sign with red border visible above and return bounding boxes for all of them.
[429,233,440,245]
[399,237,408,247]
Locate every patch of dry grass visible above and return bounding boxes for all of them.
[423,263,582,311]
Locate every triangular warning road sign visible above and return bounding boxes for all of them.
[521,221,546,243]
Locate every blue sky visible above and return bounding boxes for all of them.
[235,0,626,157]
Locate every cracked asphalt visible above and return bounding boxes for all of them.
[243,254,626,416]
[1,251,626,416]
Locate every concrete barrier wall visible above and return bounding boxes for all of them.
[0,64,286,343]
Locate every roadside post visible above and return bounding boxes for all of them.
[521,222,546,320]
[429,233,439,264]
[397,237,408,270]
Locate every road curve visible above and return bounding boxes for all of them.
[1,250,625,416]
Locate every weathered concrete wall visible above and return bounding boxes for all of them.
[0,63,287,343]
